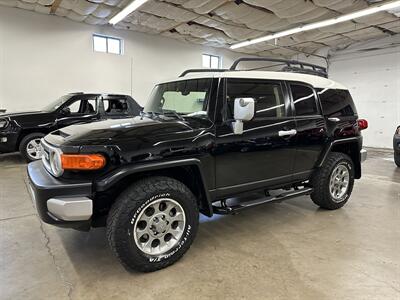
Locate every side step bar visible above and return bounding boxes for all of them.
[212,187,313,215]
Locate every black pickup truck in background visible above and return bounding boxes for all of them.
[0,93,141,161]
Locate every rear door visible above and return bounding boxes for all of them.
[289,82,328,176]
[214,78,297,196]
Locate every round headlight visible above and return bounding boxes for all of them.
[50,149,63,177]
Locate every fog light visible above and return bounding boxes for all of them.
[0,137,7,143]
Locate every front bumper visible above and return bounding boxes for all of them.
[27,160,93,230]
[0,131,19,153]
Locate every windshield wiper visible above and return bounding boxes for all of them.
[143,110,184,121]
[162,109,184,121]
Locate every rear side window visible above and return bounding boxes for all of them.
[290,84,318,116]
[318,89,357,117]
[227,79,285,119]
[104,98,129,115]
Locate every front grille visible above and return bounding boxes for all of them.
[41,139,62,176]
[41,139,52,174]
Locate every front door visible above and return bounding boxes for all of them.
[214,78,297,197]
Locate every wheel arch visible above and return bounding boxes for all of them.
[16,129,49,150]
[95,159,214,217]
[317,137,362,179]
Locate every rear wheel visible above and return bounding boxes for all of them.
[311,152,354,210]
[19,133,45,162]
[106,176,199,272]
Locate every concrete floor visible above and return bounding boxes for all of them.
[0,149,399,300]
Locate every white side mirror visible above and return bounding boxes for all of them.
[232,98,255,135]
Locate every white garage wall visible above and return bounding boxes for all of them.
[0,7,244,111]
[329,46,400,149]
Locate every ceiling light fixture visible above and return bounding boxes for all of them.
[109,0,150,25]
[230,0,400,49]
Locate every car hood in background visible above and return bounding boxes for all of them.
[1,111,55,127]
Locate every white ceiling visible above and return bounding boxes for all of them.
[1,0,399,57]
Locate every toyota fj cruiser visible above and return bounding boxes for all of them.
[27,58,368,272]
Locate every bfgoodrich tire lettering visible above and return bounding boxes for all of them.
[311,152,355,210]
[106,176,199,272]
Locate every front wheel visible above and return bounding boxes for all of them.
[311,152,355,210]
[106,176,199,272]
[19,133,45,162]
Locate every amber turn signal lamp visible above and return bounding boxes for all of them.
[61,154,106,170]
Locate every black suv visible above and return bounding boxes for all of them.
[27,58,367,272]
[0,93,141,162]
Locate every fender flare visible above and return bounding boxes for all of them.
[316,136,362,179]
[95,158,214,216]
[317,136,362,167]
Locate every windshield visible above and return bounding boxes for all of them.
[144,78,212,117]
[42,95,72,112]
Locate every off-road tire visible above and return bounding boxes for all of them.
[311,152,354,210]
[106,176,199,272]
[19,132,45,163]
[395,152,400,167]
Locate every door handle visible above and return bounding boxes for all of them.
[278,129,297,137]
[328,117,340,122]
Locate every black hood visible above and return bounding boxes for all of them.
[1,111,55,127]
[46,115,211,147]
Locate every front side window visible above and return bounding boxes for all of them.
[63,99,97,115]
[291,84,318,116]
[226,79,286,119]
[144,79,212,116]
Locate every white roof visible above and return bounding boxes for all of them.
[160,71,347,90]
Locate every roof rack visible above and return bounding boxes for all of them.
[230,57,328,78]
[179,57,328,78]
[179,68,227,77]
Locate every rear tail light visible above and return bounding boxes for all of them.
[357,119,368,130]
[61,154,106,170]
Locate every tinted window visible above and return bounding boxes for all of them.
[227,79,285,119]
[104,98,129,115]
[291,84,318,116]
[318,89,357,117]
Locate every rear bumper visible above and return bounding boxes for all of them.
[27,160,93,230]
[360,149,367,163]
